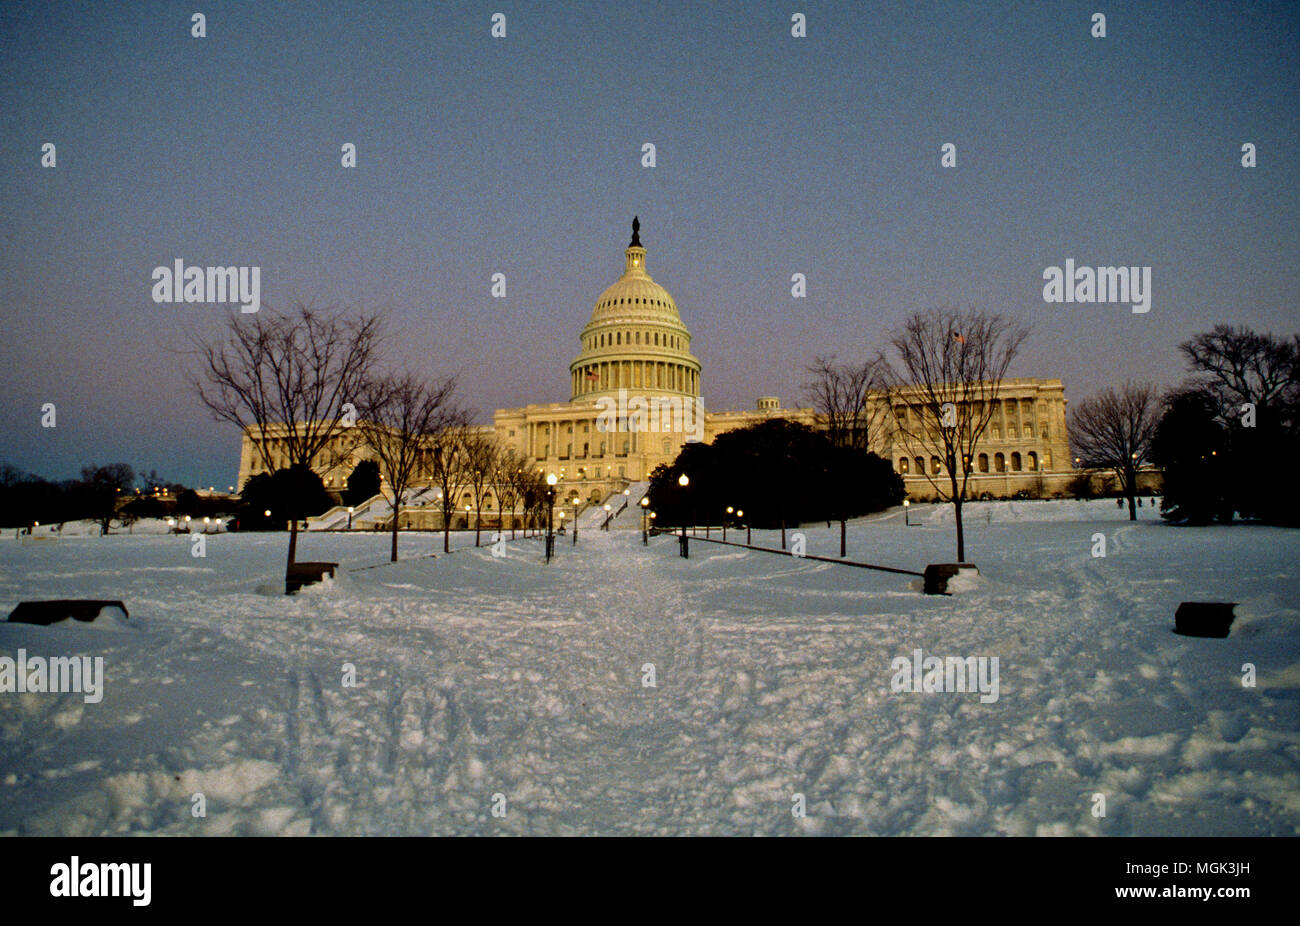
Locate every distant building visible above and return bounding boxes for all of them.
[237,219,1081,526]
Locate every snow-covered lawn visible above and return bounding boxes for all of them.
[1,501,1297,835]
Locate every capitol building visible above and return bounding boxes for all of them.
[238,219,1074,528]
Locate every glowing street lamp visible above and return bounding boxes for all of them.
[572,497,580,545]
[545,473,558,562]
[903,498,911,526]
[347,506,355,530]
[641,496,651,545]
[724,505,733,542]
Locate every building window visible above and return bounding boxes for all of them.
[1028,451,1038,471]
[978,453,989,473]
[1011,452,1022,471]
[995,453,1005,473]
[899,458,910,474]
[662,439,670,454]
[931,456,941,475]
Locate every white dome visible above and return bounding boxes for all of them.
[568,218,702,402]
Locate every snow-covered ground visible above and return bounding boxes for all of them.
[1,500,1297,836]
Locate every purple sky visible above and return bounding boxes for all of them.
[2,1,1297,488]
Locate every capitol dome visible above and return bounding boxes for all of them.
[569,217,702,402]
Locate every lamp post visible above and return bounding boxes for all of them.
[903,498,911,526]
[724,505,733,542]
[641,496,650,544]
[347,506,354,530]
[739,509,748,545]
[602,503,611,531]
[677,473,690,558]
[572,497,580,545]
[545,473,557,563]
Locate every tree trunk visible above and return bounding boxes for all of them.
[840,518,846,558]
[443,511,450,553]
[954,498,965,561]
[780,519,786,550]
[475,508,481,546]
[390,504,400,562]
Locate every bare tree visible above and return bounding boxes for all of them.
[491,446,527,539]
[355,373,459,561]
[804,354,887,555]
[511,465,545,538]
[460,429,500,547]
[1069,383,1162,521]
[428,425,470,553]
[80,463,135,535]
[883,307,1030,562]
[803,354,886,452]
[1180,325,1299,427]
[192,303,382,569]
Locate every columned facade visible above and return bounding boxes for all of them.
[237,218,1080,525]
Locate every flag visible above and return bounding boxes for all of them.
[586,370,600,381]
[953,332,965,343]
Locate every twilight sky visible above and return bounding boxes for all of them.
[2,0,1297,488]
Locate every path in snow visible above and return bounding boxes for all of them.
[0,505,1297,835]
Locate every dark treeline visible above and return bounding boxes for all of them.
[646,419,904,530]
[0,463,230,532]
[1153,325,1299,526]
